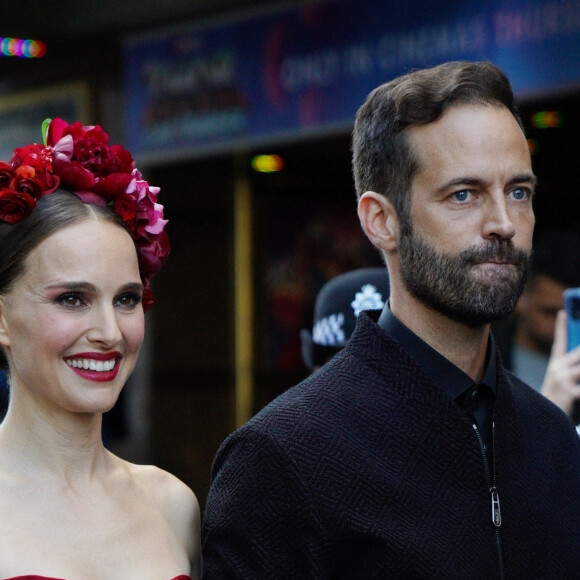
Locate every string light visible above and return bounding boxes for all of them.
[0,37,47,58]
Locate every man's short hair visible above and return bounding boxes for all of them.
[351,60,522,220]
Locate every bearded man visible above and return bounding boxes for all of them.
[202,61,580,579]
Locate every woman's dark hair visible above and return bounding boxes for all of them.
[0,191,128,368]
[351,60,524,222]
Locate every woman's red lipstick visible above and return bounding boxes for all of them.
[64,352,121,383]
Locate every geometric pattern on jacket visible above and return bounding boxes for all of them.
[203,311,580,579]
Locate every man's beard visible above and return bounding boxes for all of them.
[398,221,531,328]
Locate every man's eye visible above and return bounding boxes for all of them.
[452,190,470,202]
[511,187,529,201]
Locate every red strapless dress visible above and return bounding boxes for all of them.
[5,576,192,580]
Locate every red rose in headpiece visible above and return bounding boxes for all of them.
[93,172,134,200]
[0,190,37,224]
[52,153,96,193]
[0,162,15,189]
[12,166,55,199]
[136,230,171,281]
[9,144,60,197]
[10,143,53,172]
[0,145,60,226]
[113,190,138,222]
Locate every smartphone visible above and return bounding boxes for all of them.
[564,288,580,352]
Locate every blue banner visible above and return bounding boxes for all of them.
[123,0,580,163]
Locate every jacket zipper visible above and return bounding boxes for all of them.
[473,422,505,580]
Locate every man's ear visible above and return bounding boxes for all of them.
[358,191,399,252]
[0,298,11,349]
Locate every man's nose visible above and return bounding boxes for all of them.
[481,193,516,240]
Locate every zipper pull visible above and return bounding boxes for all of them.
[490,486,501,527]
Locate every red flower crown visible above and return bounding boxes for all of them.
[0,118,170,310]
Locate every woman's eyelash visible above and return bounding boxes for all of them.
[54,292,84,306]
[116,292,143,306]
[50,290,143,308]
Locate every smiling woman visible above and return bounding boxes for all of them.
[0,120,200,579]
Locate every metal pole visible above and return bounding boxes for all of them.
[234,160,254,428]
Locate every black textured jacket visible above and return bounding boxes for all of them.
[203,311,580,579]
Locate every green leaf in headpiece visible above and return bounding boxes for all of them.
[41,118,52,145]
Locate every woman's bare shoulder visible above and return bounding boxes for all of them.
[123,460,201,570]
[126,461,198,510]
[125,461,200,533]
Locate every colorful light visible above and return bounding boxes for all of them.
[251,154,284,173]
[531,111,563,129]
[0,37,47,58]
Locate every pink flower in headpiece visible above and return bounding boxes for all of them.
[120,172,168,243]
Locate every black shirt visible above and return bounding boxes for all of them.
[378,305,496,449]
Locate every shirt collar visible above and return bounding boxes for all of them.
[377,303,497,400]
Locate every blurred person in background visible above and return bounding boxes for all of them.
[300,267,389,372]
[494,228,580,422]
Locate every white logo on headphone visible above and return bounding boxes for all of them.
[351,284,385,316]
[312,313,345,346]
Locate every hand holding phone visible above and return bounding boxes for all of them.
[537,292,580,420]
[564,288,580,352]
